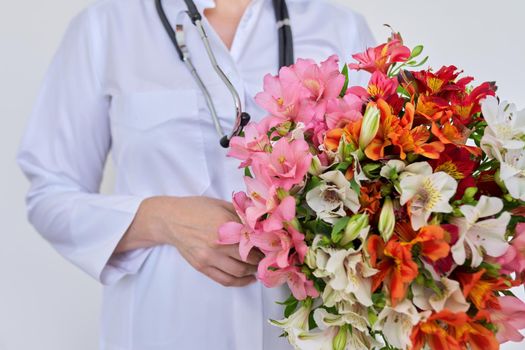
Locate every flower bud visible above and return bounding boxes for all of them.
[379,197,395,242]
[276,121,293,136]
[341,214,369,246]
[359,104,380,150]
[304,248,317,270]
[308,156,323,176]
[332,325,348,350]
[362,162,382,179]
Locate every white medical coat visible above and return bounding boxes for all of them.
[17,0,374,348]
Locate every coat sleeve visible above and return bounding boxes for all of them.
[17,9,152,285]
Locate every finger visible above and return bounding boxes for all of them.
[203,266,256,287]
[245,249,265,266]
[217,257,257,278]
[220,245,262,266]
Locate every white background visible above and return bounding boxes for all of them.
[1,0,524,349]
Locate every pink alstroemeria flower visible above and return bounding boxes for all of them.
[262,196,296,232]
[251,230,293,268]
[252,137,312,191]
[293,55,345,103]
[228,123,270,168]
[258,255,319,300]
[254,69,314,126]
[218,221,256,261]
[287,225,308,264]
[496,223,525,275]
[488,296,525,343]
[324,92,364,130]
[243,176,277,228]
[349,37,411,74]
[218,191,258,260]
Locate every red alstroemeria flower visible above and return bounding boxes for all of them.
[349,36,411,74]
[476,169,504,198]
[451,81,496,126]
[413,65,472,97]
[429,144,480,198]
[368,235,419,306]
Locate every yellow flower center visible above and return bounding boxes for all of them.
[278,155,286,164]
[495,124,514,140]
[367,84,383,97]
[427,77,444,93]
[418,178,442,211]
[277,97,284,107]
[435,161,465,180]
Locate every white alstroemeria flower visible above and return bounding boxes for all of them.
[451,196,511,267]
[381,160,435,194]
[480,96,525,160]
[399,163,457,230]
[312,244,377,308]
[373,300,421,350]
[335,301,370,332]
[306,170,360,223]
[412,278,470,313]
[270,300,313,332]
[290,309,378,350]
[287,325,338,350]
[500,148,525,201]
[380,159,407,180]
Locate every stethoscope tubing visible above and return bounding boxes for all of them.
[155,0,294,147]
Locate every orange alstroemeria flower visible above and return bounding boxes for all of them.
[450,311,499,350]
[396,222,450,262]
[429,110,482,157]
[365,99,402,160]
[365,99,444,161]
[359,182,382,215]
[456,269,510,310]
[368,236,419,306]
[397,102,444,159]
[412,310,499,350]
[411,310,467,350]
[323,119,362,152]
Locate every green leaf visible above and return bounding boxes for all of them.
[331,216,351,243]
[284,301,299,318]
[409,45,424,59]
[339,64,350,97]
[349,178,361,195]
[411,56,429,68]
[276,294,299,306]
[336,161,352,172]
[244,167,252,178]
[305,176,322,193]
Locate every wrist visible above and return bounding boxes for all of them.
[136,196,173,246]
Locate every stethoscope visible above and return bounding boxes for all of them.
[155,0,294,148]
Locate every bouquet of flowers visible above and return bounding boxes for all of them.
[219,31,525,350]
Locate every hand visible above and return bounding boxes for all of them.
[118,196,263,287]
